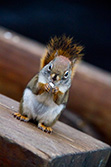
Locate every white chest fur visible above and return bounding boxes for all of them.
[23,88,64,126]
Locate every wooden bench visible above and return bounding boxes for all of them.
[0,94,110,167]
[0,27,111,166]
[0,27,111,144]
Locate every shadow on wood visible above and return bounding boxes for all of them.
[0,94,110,167]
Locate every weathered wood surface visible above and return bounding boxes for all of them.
[0,94,110,167]
[0,27,111,144]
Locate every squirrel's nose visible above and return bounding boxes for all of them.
[51,73,60,81]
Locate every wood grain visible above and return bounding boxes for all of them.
[0,94,110,167]
[0,27,111,144]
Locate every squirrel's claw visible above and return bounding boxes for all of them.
[13,112,29,122]
[44,83,51,93]
[38,123,52,134]
[52,86,59,94]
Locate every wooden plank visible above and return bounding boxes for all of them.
[0,27,111,144]
[68,62,111,144]
[0,27,44,101]
[0,94,110,167]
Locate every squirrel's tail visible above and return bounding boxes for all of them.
[41,35,84,69]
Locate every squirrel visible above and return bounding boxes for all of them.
[13,35,83,133]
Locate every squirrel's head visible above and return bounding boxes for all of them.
[48,55,71,82]
[40,55,74,89]
[40,35,84,90]
[41,35,84,79]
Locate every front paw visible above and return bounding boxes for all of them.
[45,83,51,93]
[52,86,59,94]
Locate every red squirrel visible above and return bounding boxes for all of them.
[13,35,83,133]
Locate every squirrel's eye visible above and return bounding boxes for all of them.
[64,71,69,78]
[48,64,53,72]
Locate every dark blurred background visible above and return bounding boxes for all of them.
[0,0,111,71]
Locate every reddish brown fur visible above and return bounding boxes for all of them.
[41,35,84,78]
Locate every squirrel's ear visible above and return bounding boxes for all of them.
[72,58,77,64]
[70,58,80,79]
[54,50,58,57]
[71,58,77,67]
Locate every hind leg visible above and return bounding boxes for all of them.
[13,112,29,122]
[38,123,52,133]
[13,98,29,122]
